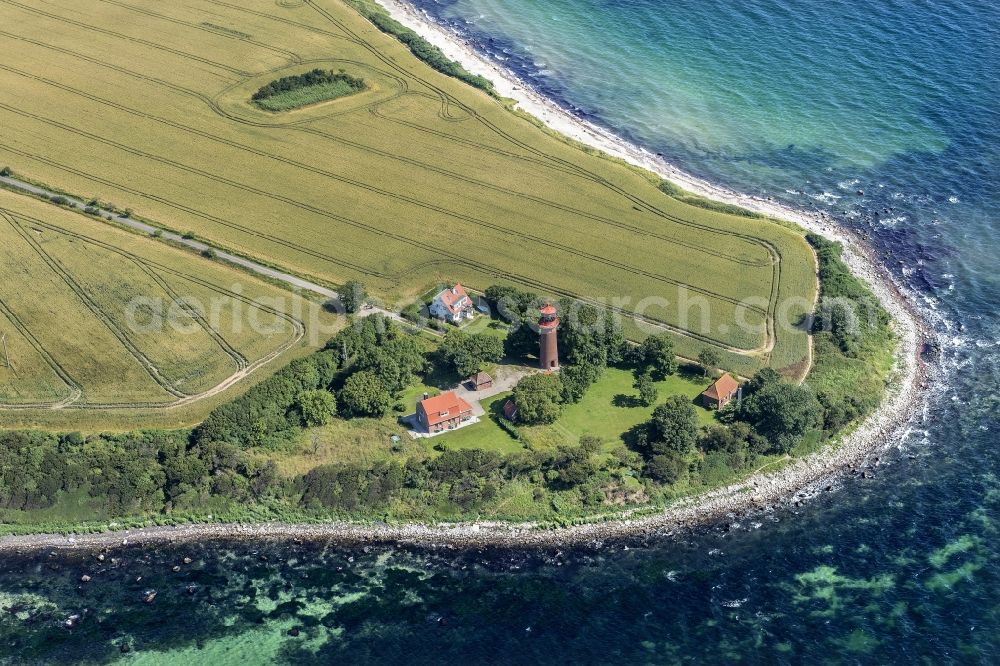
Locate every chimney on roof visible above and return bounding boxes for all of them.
[423,392,429,400]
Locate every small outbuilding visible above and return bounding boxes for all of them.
[701,372,740,409]
[502,399,519,422]
[467,371,494,391]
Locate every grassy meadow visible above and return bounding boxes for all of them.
[0,189,337,430]
[0,0,816,382]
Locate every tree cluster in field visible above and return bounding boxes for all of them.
[344,0,496,95]
[251,69,365,102]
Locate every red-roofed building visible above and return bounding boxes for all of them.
[701,373,740,409]
[417,391,474,433]
[430,284,475,323]
[467,371,493,391]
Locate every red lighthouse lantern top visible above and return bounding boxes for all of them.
[539,303,559,329]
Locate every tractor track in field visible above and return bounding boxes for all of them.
[94,0,308,65]
[0,206,307,411]
[0,24,777,272]
[2,173,768,368]
[0,0,253,77]
[2,211,191,399]
[11,212,251,375]
[0,297,82,409]
[0,66,774,318]
[0,0,796,357]
[0,143,770,355]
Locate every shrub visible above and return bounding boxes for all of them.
[201,248,218,259]
[0,166,12,177]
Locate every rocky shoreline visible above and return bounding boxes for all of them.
[0,0,933,554]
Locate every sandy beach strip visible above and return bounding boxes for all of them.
[0,0,934,553]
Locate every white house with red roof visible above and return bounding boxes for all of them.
[429,283,475,323]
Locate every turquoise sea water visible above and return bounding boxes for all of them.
[2,0,998,663]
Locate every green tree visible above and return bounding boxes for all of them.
[648,395,699,455]
[438,330,504,377]
[733,381,823,453]
[560,361,602,403]
[634,372,658,407]
[296,389,337,427]
[640,333,678,378]
[558,302,625,369]
[340,280,367,313]
[338,371,392,417]
[697,348,722,377]
[645,453,687,484]
[512,373,564,425]
[744,367,782,396]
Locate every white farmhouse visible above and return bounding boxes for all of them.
[429,283,475,323]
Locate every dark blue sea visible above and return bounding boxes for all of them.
[2,0,997,662]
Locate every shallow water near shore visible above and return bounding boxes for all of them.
[2,0,999,662]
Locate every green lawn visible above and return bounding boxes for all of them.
[417,366,719,454]
[424,393,525,454]
[521,367,717,449]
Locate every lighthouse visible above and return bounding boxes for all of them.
[538,303,559,370]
